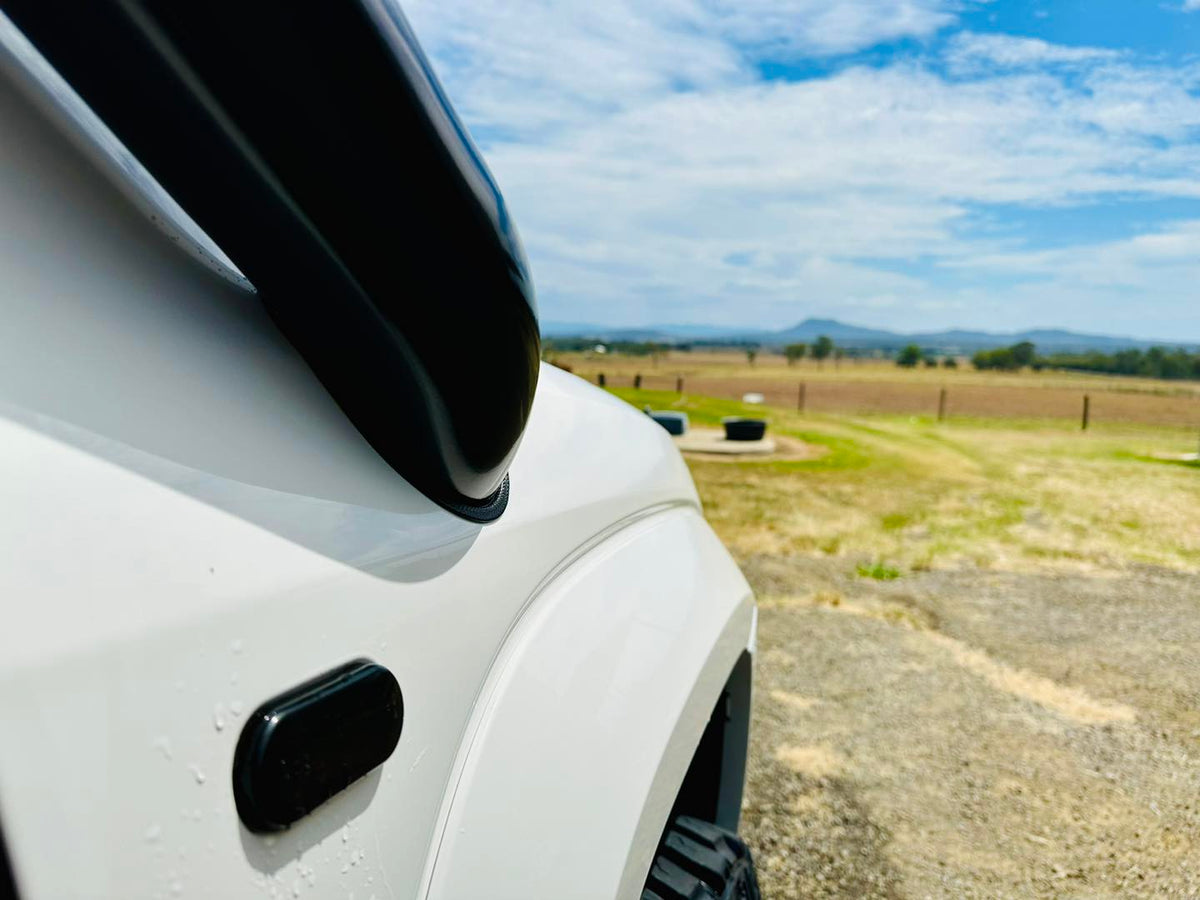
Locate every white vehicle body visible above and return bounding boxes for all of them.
[0,11,755,900]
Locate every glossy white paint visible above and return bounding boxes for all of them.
[0,12,250,289]
[424,509,753,900]
[0,29,753,900]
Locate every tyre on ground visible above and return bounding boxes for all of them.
[641,815,761,900]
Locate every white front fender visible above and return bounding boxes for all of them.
[421,506,755,900]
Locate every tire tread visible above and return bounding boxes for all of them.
[641,815,761,900]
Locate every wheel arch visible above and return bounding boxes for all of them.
[667,648,754,835]
[420,506,755,900]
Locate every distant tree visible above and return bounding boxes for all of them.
[784,343,808,366]
[746,347,758,367]
[834,347,845,369]
[896,344,923,368]
[812,335,835,368]
[942,356,959,369]
[972,347,1018,371]
[648,342,668,367]
[923,357,938,368]
[1011,341,1036,368]
[971,341,1035,372]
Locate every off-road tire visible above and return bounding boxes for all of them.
[642,815,761,900]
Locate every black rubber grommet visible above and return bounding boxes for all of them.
[439,474,510,523]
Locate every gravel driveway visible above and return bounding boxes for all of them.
[739,555,1200,898]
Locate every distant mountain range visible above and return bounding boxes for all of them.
[540,317,1195,353]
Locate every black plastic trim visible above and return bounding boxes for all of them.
[3,0,540,519]
[233,659,404,833]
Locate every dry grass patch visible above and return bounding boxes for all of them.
[774,743,846,778]
[923,631,1138,725]
[769,689,821,711]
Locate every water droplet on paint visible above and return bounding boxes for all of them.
[230,639,244,655]
[230,700,244,717]
[189,764,206,785]
[144,824,162,843]
[153,736,173,761]
[213,703,226,732]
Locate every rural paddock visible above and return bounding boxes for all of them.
[557,351,1200,429]
[593,371,1200,430]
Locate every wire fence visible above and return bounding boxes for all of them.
[592,372,1200,430]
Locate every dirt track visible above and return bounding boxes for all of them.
[738,555,1200,898]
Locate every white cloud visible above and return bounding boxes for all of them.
[953,219,1200,282]
[922,218,1200,336]
[401,0,973,137]
[691,0,963,56]
[945,31,1118,69]
[401,1,1200,335]
[1182,0,1200,12]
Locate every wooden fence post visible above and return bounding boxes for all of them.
[676,376,684,394]
[1082,394,1090,431]
[797,382,807,413]
[597,372,606,388]
[938,387,947,421]
[634,373,642,389]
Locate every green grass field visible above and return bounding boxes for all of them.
[613,386,1200,574]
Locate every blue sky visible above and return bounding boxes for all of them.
[405,0,1200,339]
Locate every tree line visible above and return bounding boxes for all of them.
[783,335,835,366]
[548,335,1199,382]
[1034,346,1200,380]
[543,338,674,357]
[894,343,958,368]
[893,339,1200,381]
[971,341,1200,379]
[968,341,1037,371]
[892,342,1031,370]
